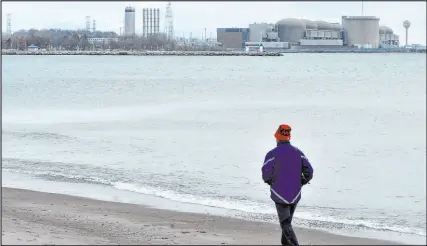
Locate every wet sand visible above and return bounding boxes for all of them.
[2,187,398,245]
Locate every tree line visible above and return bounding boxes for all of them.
[1,28,223,51]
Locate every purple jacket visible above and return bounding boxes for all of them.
[261,141,314,205]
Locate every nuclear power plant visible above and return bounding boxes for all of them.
[217,15,408,51]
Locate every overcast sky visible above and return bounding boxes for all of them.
[2,1,426,45]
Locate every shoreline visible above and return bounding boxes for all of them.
[1,50,282,56]
[2,50,425,56]
[2,187,400,245]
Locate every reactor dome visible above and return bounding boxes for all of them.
[330,23,342,31]
[379,26,393,34]
[315,20,333,30]
[276,18,306,43]
[301,19,318,30]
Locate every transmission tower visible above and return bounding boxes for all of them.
[7,14,11,34]
[86,16,91,32]
[164,2,174,40]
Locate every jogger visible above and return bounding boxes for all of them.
[261,124,314,246]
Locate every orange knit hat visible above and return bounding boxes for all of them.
[274,124,291,141]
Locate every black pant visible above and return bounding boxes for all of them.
[275,202,299,246]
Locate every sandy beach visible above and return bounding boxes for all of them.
[1,187,399,245]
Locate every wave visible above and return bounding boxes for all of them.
[112,182,426,237]
[112,182,276,214]
[2,130,78,142]
[2,157,426,238]
[295,211,427,237]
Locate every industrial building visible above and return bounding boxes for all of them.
[379,25,399,48]
[248,23,279,42]
[216,28,249,50]
[218,15,402,51]
[341,16,380,48]
[243,18,344,50]
[276,19,306,44]
[142,8,160,37]
[124,6,136,36]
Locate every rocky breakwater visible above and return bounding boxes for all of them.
[2,50,282,56]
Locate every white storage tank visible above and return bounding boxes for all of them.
[124,6,136,36]
[342,16,380,48]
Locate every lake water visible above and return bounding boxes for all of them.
[2,54,426,244]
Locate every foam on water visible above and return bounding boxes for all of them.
[3,160,425,238]
[113,182,276,214]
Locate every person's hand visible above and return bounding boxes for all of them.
[301,174,310,185]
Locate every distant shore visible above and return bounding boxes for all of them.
[2,49,425,56]
[2,187,399,245]
[1,50,282,56]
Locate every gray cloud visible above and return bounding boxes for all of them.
[2,1,426,44]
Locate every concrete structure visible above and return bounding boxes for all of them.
[342,16,380,48]
[248,23,278,42]
[276,18,306,44]
[143,8,160,38]
[249,23,268,42]
[217,28,249,50]
[380,34,399,47]
[305,30,341,40]
[124,6,136,36]
[379,26,398,47]
[299,39,343,46]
